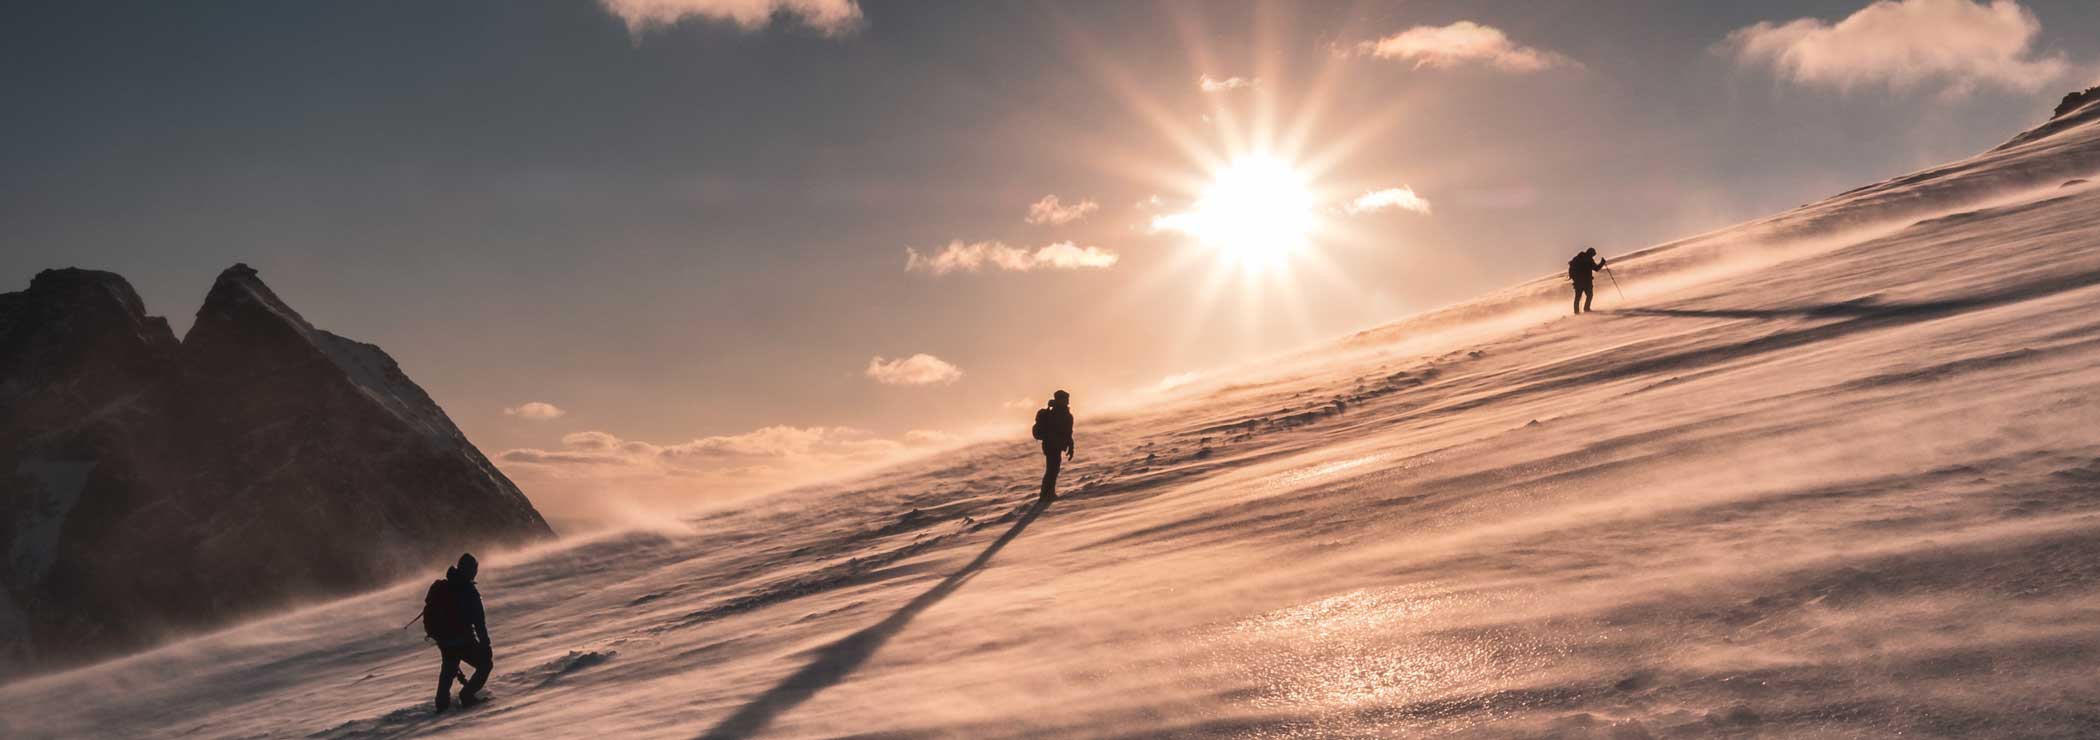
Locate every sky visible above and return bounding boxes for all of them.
[5,0,2099,522]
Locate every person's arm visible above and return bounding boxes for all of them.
[1598,257,1608,270]
[471,597,490,646]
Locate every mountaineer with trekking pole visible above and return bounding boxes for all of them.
[1567,247,1615,315]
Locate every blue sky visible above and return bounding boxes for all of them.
[5,0,2096,509]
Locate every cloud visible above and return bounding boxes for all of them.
[1353,21,1574,72]
[597,0,862,35]
[503,401,568,421]
[561,430,621,451]
[1199,75,1259,92]
[1026,195,1100,225]
[1722,0,2067,96]
[904,240,1118,275]
[865,354,964,386]
[1344,187,1434,215]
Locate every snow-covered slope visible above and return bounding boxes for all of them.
[6,106,2100,737]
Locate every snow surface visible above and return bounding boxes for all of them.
[6,114,2100,738]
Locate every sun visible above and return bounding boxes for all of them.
[1154,154,1317,269]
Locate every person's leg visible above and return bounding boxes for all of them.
[1572,285,1581,315]
[1040,448,1062,500]
[459,642,493,701]
[436,645,461,711]
[1583,286,1595,312]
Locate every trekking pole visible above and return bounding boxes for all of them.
[401,611,424,630]
[1605,267,1626,301]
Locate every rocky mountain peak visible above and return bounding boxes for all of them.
[0,263,552,678]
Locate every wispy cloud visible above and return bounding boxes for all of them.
[1352,21,1574,73]
[1026,195,1100,225]
[1199,75,1259,92]
[597,0,862,36]
[1722,0,2066,97]
[865,353,963,386]
[1344,187,1433,215]
[905,240,1118,275]
[503,401,568,421]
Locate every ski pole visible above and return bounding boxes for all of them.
[1605,267,1625,301]
[401,611,424,630]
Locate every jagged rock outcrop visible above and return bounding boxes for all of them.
[2054,86,2100,119]
[0,265,551,676]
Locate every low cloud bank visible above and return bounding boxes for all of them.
[1199,75,1259,92]
[499,424,954,528]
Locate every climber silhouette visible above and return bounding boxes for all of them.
[1568,247,1610,315]
[1031,390,1075,501]
[422,553,492,713]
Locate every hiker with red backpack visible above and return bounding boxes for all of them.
[421,553,492,712]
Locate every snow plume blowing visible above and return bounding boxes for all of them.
[495,425,957,531]
[597,0,861,35]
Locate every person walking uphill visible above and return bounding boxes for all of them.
[1568,247,1610,315]
[1032,390,1076,501]
[423,553,493,713]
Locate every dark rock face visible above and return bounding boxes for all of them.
[0,265,551,676]
[2053,86,2100,119]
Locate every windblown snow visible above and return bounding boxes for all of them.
[6,105,2100,738]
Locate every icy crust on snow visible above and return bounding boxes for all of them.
[9,112,2100,736]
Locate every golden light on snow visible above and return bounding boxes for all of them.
[1153,154,1319,271]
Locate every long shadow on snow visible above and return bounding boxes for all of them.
[694,499,1051,740]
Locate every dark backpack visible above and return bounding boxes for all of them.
[1567,255,1585,282]
[1031,409,1047,441]
[422,580,465,640]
